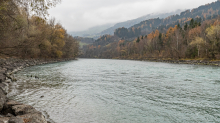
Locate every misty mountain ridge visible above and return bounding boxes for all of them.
[99,9,183,36]
[114,0,220,39]
[70,23,115,38]
[71,10,183,39]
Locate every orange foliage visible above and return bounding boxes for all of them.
[188,26,201,40]
[147,32,154,40]
[213,20,220,26]
[154,30,160,37]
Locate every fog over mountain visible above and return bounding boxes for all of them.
[70,10,184,38]
[48,0,217,33]
[99,10,183,36]
[70,23,115,38]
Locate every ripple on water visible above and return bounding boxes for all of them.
[8,59,220,123]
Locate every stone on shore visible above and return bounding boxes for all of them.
[8,117,24,123]
[12,105,38,116]
[2,100,22,115]
[0,117,10,123]
[0,88,6,112]
[0,83,8,94]
[0,74,5,83]
[17,113,47,123]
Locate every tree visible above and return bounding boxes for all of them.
[190,19,195,28]
[206,24,220,58]
[189,37,206,57]
[184,23,188,31]
[13,0,61,17]
[136,37,140,43]
[177,23,182,30]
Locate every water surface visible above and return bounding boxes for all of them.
[8,59,220,123]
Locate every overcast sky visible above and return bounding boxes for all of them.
[48,0,217,32]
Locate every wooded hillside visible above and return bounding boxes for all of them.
[114,0,220,39]
[82,17,220,60]
[82,1,220,60]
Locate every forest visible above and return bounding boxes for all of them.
[0,0,79,59]
[82,18,220,60]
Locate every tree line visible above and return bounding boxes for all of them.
[0,0,79,59]
[82,17,220,60]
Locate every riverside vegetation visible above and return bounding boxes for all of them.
[0,0,79,59]
[0,0,79,122]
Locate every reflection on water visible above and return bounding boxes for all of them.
[8,59,220,123]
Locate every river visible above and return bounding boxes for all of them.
[8,59,220,123]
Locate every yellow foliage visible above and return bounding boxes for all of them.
[206,25,220,42]
[41,40,51,52]
[190,37,206,46]
[56,50,63,58]
[55,39,65,48]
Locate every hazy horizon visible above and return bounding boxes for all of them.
[48,0,217,32]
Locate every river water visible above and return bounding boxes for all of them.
[8,59,220,123]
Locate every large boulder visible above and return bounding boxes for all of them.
[12,105,38,116]
[2,100,22,115]
[17,113,47,123]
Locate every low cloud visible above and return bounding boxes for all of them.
[48,0,217,32]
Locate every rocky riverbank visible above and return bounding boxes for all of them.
[115,57,220,66]
[143,59,220,66]
[0,57,76,123]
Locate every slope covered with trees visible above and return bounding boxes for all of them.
[114,0,220,39]
[82,1,220,60]
[99,10,182,36]
[0,0,79,59]
[82,17,220,60]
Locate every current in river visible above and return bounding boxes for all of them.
[8,59,220,123]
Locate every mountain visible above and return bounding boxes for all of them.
[81,1,220,60]
[70,10,182,39]
[74,36,95,48]
[70,23,114,37]
[114,0,220,39]
[75,36,95,44]
[99,10,183,36]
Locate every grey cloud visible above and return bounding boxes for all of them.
[48,0,217,32]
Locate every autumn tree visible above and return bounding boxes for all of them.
[206,24,220,58]
[189,37,206,57]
